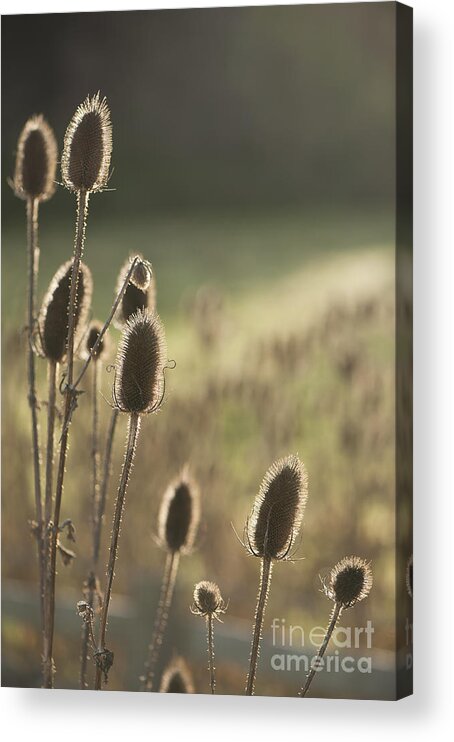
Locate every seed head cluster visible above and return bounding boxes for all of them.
[14,115,58,202]
[38,260,92,363]
[246,454,308,560]
[324,556,373,609]
[84,320,109,361]
[158,472,200,554]
[191,581,227,619]
[114,257,156,329]
[61,92,112,193]
[113,309,167,414]
[160,658,194,693]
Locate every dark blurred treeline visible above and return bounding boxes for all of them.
[2,3,395,216]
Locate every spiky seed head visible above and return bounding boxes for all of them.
[113,309,167,414]
[191,581,226,618]
[160,658,194,693]
[158,471,200,554]
[131,259,152,290]
[84,320,109,361]
[38,260,92,363]
[61,93,112,193]
[13,115,58,202]
[324,556,373,609]
[114,256,156,329]
[246,454,308,560]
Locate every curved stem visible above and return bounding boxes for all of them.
[207,614,216,694]
[43,188,89,689]
[141,550,180,691]
[94,412,141,690]
[245,556,273,695]
[26,197,46,670]
[298,602,342,698]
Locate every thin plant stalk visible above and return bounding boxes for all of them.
[298,603,342,698]
[44,360,57,527]
[80,358,101,689]
[245,556,273,696]
[43,188,89,688]
[95,407,119,565]
[207,614,216,694]
[94,412,141,690]
[26,197,46,642]
[141,550,180,692]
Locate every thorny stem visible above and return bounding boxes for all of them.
[298,602,342,698]
[44,361,57,528]
[207,614,216,694]
[26,197,46,672]
[94,412,141,690]
[43,188,89,689]
[94,408,119,565]
[245,556,273,695]
[141,550,180,691]
[80,360,101,689]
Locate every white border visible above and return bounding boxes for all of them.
[1,0,453,739]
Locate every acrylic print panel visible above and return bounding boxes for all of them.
[1,2,413,699]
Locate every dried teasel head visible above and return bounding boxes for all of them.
[324,556,373,609]
[113,309,167,414]
[246,454,308,561]
[114,256,156,329]
[37,260,92,363]
[13,115,58,202]
[158,471,200,554]
[160,658,194,693]
[406,554,413,599]
[191,581,227,619]
[82,319,109,361]
[61,92,112,193]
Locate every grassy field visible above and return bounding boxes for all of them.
[2,209,398,697]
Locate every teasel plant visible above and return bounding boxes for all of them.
[141,469,200,692]
[160,657,195,693]
[242,454,308,695]
[34,259,92,683]
[94,308,170,690]
[12,115,57,660]
[43,93,112,688]
[298,556,373,698]
[191,581,227,694]
[97,256,156,572]
[79,321,110,689]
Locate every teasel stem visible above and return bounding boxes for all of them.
[44,360,57,527]
[141,550,180,691]
[44,188,89,689]
[95,408,120,564]
[245,556,273,696]
[207,614,216,694]
[94,412,141,690]
[26,196,46,664]
[79,359,101,689]
[298,603,342,698]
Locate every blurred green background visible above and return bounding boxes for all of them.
[2,3,401,698]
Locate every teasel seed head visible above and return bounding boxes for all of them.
[158,470,200,554]
[114,256,156,329]
[324,556,373,609]
[37,260,92,363]
[191,581,227,619]
[13,115,58,202]
[406,554,413,598]
[83,319,109,361]
[160,658,194,693]
[113,308,167,414]
[61,92,112,193]
[246,454,308,561]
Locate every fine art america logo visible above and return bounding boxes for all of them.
[270,617,374,674]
